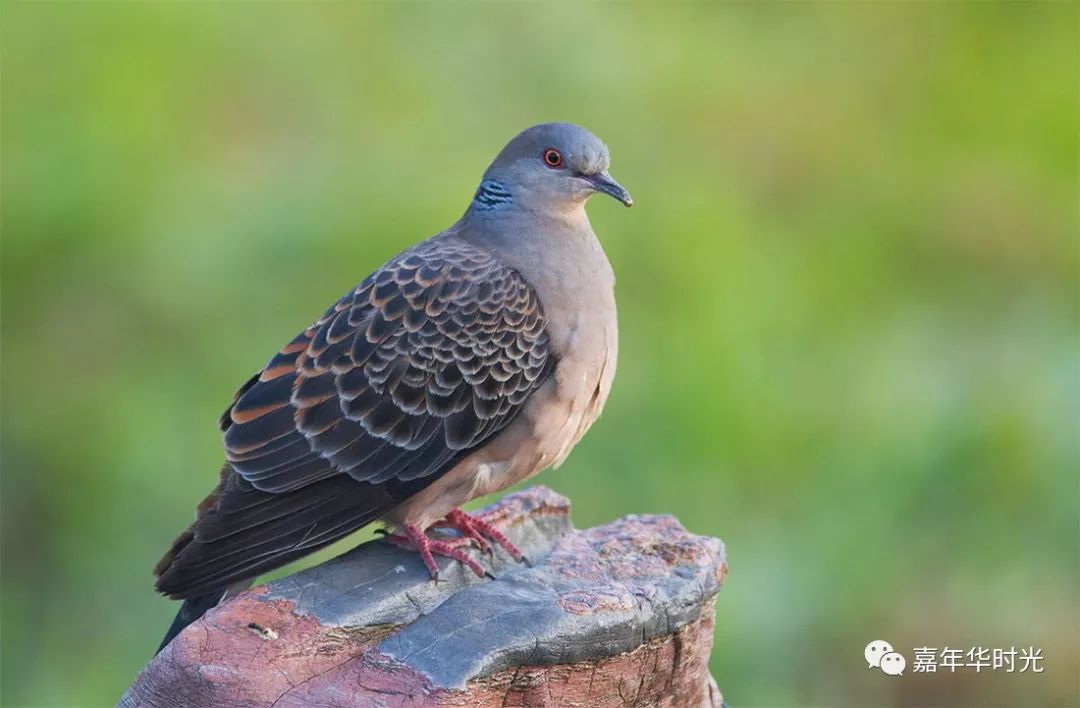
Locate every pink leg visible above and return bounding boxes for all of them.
[386,522,486,580]
[443,509,526,563]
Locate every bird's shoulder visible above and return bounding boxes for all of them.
[300,232,549,375]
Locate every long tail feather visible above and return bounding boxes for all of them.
[157,590,225,654]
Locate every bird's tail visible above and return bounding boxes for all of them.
[156,581,250,654]
[157,591,223,653]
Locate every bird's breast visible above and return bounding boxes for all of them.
[525,254,618,471]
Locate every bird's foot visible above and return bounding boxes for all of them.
[385,523,486,580]
[439,508,527,563]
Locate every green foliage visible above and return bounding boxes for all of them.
[2,4,1076,706]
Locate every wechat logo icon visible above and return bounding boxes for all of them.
[865,640,906,676]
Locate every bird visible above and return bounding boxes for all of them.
[153,122,632,652]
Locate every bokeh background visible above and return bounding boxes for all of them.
[2,3,1077,707]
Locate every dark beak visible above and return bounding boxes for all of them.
[583,171,633,207]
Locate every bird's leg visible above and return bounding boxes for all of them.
[384,523,486,580]
[441,509,526,563]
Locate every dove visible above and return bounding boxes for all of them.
[153,123,632,651]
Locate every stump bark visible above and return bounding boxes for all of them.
[121,486,727,707]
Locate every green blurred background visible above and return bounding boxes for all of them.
[2,3,1077,706]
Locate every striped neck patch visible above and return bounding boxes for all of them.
[472,179,513,211]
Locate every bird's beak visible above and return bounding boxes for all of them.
[584,171,633,207]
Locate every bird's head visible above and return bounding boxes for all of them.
[474,123,632,215]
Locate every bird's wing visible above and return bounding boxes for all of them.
[154,236,554,598]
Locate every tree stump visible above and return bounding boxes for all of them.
[121,486,727,707]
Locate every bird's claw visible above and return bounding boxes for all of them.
[387,524,487,579]
[443,509,526,563]
[386,510,525,581]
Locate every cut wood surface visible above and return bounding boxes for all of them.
[121,486,727,707]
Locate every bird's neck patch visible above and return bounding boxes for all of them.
[472,179,513,211]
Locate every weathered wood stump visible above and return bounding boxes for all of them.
[121,486,727,707]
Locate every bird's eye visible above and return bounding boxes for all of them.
[542,148,564,168]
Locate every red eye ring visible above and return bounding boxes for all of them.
[542,148,564,168]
